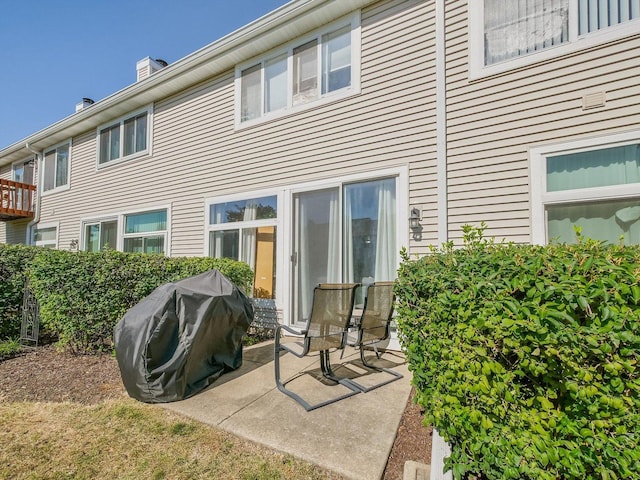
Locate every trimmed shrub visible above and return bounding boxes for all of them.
[395,225,640,480]
[28,249,253,353]
[0,244,40,340]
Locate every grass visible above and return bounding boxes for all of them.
[0,399,339,480]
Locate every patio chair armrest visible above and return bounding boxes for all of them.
[275,324,307,337]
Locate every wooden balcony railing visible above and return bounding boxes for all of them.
[0,179,36,220]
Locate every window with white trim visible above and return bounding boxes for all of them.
[43,142,70,192]
[531,132,640,245]
[470,0,640,76]
[237,13,360,125]
[33,225,58,248]
[98,107,151,166]
[84,219,118,252]
[207,195,278,298]
[122,209,167,254]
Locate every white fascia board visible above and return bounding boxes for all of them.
[0,0,376,166]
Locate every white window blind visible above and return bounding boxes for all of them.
[578,0,640,34]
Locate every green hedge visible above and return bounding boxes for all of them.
[0,244,40,340]
[395,225,640,480]
[28,249,253,353]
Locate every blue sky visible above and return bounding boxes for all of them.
[0,0,287,149]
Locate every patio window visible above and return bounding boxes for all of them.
[207,195,278,298]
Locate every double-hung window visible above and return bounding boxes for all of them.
[98,107,151,166]
[237,13,360,124]
[122,210,167,254]
[531,132,640,245]
[42,142,70,193]
[470,0,640,77]
[207,194,278,299]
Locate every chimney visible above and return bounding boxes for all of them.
[136,57,168,82]
[75,97,95,112]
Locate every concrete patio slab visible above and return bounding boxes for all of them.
[162,340,412,480]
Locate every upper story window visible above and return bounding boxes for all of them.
[531,131,640,245]
[97,106,152,167]
[470,0,640,78]
[236,13,360,126]
[43,142,70,193]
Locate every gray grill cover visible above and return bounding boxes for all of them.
[114,270,253,403]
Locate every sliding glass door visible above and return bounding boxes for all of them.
[292,177,397,323]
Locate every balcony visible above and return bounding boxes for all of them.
[0,179,36,220]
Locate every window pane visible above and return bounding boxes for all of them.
[43,150,56,191]
[484,0,569,65]
[293,39,318,105]
[210,195,277,224]
[124,117,135,156]
[135,113,147,152]
[125,210,167,233]
[55,145,69,188]
[101,221,117,249]
[143,235,164,254]
[547,199,640,245]
[209,230,240,260]
[241,64,262,121]
[322,25,351,94]
[123,237,143,253]
[99,127,111,164]
[264,54,287,113]
[34,227,56,242]
[245,226,277,299]
[578,0,640,34]
[85,224,100,252]
[344,178,396,305]
[109,125,120,161]
[547,144,640,191]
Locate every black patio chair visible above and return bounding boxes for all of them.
[345,281,403,392]
[274,283,361,411]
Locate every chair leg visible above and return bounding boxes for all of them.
[274,340,360,412]
[343,346,404,393]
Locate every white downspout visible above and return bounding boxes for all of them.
[25,143,42,245]
[436,0,448,246]
[432,1,453,479]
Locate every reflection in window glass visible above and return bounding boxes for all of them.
[125,210,167,234]
[322,26,351,93]
[209,230,240,260]
[210,196,277,224]
[241,64,262,121]
[547,199,640,245]
[265,55,287,113]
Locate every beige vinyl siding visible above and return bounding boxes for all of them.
[35,0,437,256]
[444,0,640,244]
